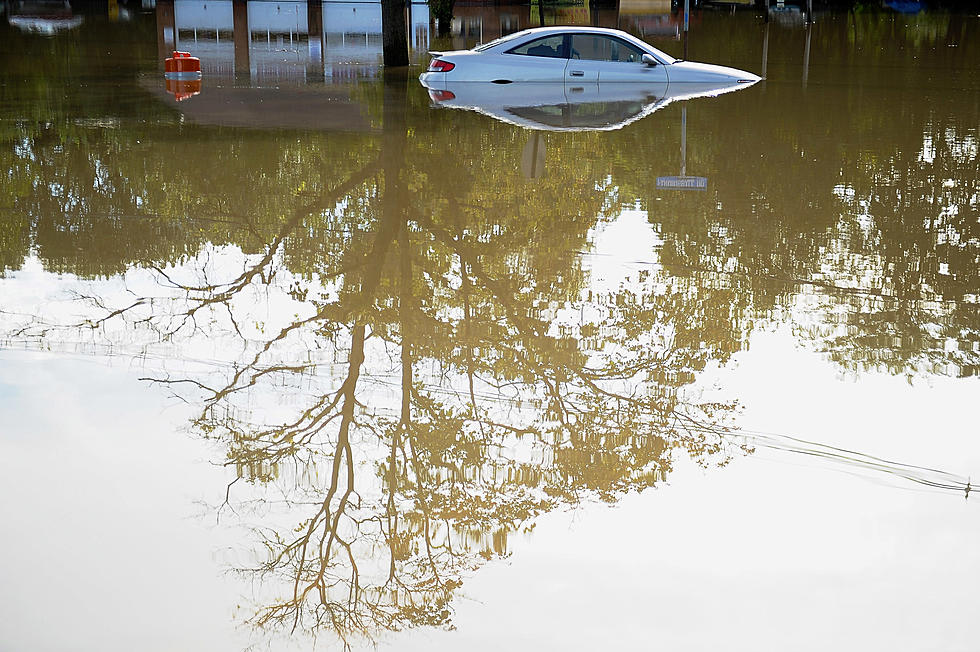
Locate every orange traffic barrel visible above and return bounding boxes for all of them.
[164,51,202,80]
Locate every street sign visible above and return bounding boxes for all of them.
[656,176,707,190]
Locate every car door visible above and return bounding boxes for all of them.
[566,33,668,83]
[497,34,570,82]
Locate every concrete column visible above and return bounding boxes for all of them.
[233,0,250,85]
[307,0,324,82]
[156,0,176,68]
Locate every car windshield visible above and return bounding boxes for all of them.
[473,31,528,52]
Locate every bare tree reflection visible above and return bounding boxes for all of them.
[0,80,744,646]
[5,62,979,648]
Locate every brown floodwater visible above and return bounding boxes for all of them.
[1,3,979,651]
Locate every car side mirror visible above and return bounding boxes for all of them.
[642,54,658,67]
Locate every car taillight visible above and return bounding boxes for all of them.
[428,89,456,102]
[428,59,455,72]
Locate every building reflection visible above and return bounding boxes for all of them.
[152,0,682,82]
[156,0,433,82]
[449,3,530,50]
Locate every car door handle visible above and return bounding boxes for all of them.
[569,70,584,77]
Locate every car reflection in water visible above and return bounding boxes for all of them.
[420,78,759,131]
[7,0,84,33]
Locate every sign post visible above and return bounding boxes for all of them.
[656,105,707,191]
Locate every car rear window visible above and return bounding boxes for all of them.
[474,31,527,52]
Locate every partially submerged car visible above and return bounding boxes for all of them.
[420,79,759,131]
[419,26,761,86]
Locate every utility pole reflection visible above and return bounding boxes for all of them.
[803,21,811,89]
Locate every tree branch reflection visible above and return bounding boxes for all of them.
[3,64,979,648]
[3,119,737,649]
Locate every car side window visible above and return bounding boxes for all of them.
[507,35,567,59]
[570,34,644,63]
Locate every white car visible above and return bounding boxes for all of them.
[419,26,761,86]
[421,79,759,131]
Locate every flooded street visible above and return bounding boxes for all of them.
[1,2,979,650]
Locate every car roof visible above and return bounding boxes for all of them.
[519,26,636,35]
[480,26,676,64]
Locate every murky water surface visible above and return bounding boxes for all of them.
[1,3,979,651]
